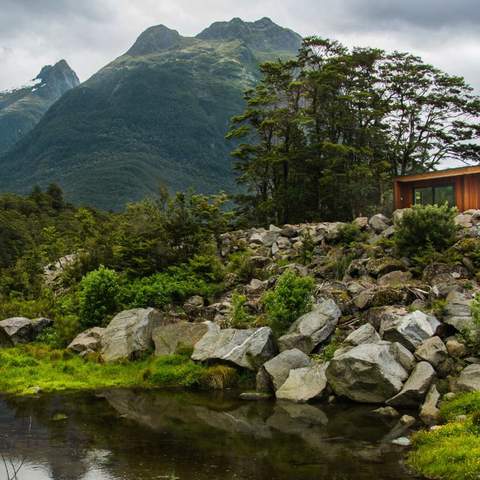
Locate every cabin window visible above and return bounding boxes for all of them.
[413,184,455,206]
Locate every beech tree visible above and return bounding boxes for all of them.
[228,37,480,224]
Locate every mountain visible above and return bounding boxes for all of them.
[0,60,79,155]
[0,18,302,211]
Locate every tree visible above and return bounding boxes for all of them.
[228,37,480,225]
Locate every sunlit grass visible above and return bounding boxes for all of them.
[0,345,241,396]
[408,392,480,480]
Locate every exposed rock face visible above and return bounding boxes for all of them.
[456,364,480,392]
[326,342,409,403]
[68,327,105,355]
[380,310,440,351]
[191,323,276,370]
[101,308,165,362]
[0,317,53,345]
[278,299,341,353]
[276,363,329,403]
[414,336,448,368]
[386,362,435,407]
[257,349,312,392]
[153,322,211,356]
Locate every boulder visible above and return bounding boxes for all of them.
[353,287,410,310]
[257,349,312,392]
[365,306,408,331]
[101,308,165,362]
[353,217,368,229]
[191,323,276,370]
[276,363,329,403]
[455,213,473,228]
[380,310,440,352]
[326,342,409,403]
[419,384,441,425]
[183,296,204,317]
[344,323,381,346]
[366,257,405,278]
[68,327,105,355]
[153,321,211,356]
[444,290,475,332]
[446,338,467,358]
[414,336,448,368]
[0,317,53,345]
[278,299,341,354]
[369,214,391,233]
[377,270,412,287]
[372,406,400,418]
[387,362,435,407]
[456,364,480,392]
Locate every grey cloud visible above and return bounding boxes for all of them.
[0,0,479,92]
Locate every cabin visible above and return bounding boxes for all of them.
[394,166,480,211]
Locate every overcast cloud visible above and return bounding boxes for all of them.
[1,0,479,92]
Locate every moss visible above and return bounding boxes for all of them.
[0,345,242,396]
[408,392,480,480]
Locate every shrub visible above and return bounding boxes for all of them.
[227,250,257,282]
[262,270,315,335]
[78,266,121,329]
[335,223,367,246]
[230,292,254,328]
[394,204,458,258]
[299,230,315,265]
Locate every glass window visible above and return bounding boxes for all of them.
[434,185,455,206]
[413,185,455,206]
[414,187,434,205]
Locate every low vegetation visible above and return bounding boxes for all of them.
[0,345,246,396]
[408,392,480,480]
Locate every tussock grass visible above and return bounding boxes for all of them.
[0,345,241,396]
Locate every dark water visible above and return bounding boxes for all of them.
[0,389,416,480]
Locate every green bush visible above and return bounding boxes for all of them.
[78,266,121,329]
[335,223,367,246]
[230,292,254,328]
[262,270,315,335]
[394,204,458,258]
[227,250,257,282]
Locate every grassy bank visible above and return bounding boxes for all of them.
[408,392,480,480]
[0,345,245,396]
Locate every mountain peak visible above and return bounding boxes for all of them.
[36,60,79,89]
[196,17,302,54]
[127,25,182,56]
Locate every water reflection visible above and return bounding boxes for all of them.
[0,389,414,480]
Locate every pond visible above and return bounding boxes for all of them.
[0,389,416,480]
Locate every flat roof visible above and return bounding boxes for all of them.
[395,165,480,183]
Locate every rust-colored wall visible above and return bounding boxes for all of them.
[394,174,480,211]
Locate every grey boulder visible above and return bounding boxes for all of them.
[326,342,409,403]
[444,291,476,333]
[387,362,435,407]
[101,308,165,362]
[380,310,440,351]
[191,323,276,370]
[344,323,381,346]
[153,321,211,356]
[68,327,105,355]
[456,364,480,392]
[257,349,312,392]
[278,299,341,354]
[414,336,448,368]
[276,363,329,403]
[0,317,53,345]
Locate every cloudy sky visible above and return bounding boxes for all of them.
[1,0,479,92]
